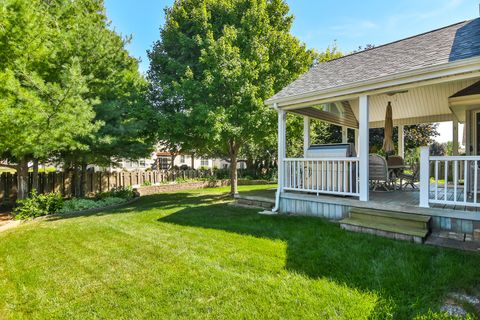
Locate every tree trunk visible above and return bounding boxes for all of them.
[80,163,88,197]
[32,159,39,191]
[191,153,195,169]
[16,157,29,200]
[229,141,239,195]
[170,154,176,170]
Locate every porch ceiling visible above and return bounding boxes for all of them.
[347,78,480,128]
[289,101,359,129]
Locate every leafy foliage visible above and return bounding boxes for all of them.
[0,0,156,200]
[0,0,100,162]
[369,124,439,154]
[60,197,126,213]
[149,0,314,193]
[97,186,135,200]
[13,190,63,220]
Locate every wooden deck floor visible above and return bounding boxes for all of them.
[239,185,480,215]
[367,186,480,212]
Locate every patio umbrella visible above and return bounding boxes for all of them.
[382,101,395,154]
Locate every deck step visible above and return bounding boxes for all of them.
[340,218,428,243]
[350,207,431,230]
[340,208,431,243]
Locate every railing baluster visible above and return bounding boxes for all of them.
[454,160,458,202]
[435,160,438,201]
[327,161,331,192]
[464,160,468,204]
[444,160,448,202]
[321,161,325,191]
[293,160,297,189]
[349,161,353,194]
[337,161,341,192]
[475,160,478,204]
[310,160,314,190]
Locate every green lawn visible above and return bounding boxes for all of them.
[1,185,479,319]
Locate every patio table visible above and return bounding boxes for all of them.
[387,164,410,190]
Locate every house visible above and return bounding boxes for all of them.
[265,18,480,242]
[155,151,223,170]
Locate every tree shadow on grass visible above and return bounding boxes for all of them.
[45,193,230,222]
[159,203,480,319]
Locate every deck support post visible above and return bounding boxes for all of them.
[398,125,404,158]
[453,118,459,156]
[359,95,369,202]
[342,127,348,144]
[303,116,310,156]
[419,146,430,208]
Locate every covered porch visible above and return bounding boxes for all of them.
[265,18,480,238]
[271,73,480,236]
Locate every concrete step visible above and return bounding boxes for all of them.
[231,198,274,210]
[340,217,428,243]
[350,207,431,230]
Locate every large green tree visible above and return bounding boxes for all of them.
[0,0,100,199]
[149,0,314,194]
[0,0,157,199]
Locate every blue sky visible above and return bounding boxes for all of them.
[104,0,477,141]
[104,0,477,73]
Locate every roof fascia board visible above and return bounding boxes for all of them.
[449,94,480,106]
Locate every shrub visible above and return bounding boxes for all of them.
[60,197,126,213]
[60,198,98,213]
[13,190,63,220]
[98,186,135,200]
[142,180,152,186]
[98,197,125,207]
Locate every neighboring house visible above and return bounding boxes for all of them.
[155,152,222,170]
[265,18,480,241]
[155,151,245,170]
[91,149,246,172]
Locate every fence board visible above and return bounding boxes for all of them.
[0,169,218,203]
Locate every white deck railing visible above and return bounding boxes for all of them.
[283,158,360,197]
[421,151,480,208]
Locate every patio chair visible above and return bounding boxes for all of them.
[369,154,392,191]
[398,163,420,190]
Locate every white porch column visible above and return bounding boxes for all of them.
[278,108,287,192]
[452,118,459,156]
[342,127,348,144]
[303,116,310,156]
[419,146,430,208]
[359,95,369,202]
[398,125,405,158]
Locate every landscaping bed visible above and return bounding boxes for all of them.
[12,186,136,220]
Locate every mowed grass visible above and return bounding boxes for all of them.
[1,185,480,319]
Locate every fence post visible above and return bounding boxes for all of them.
[419,146,430,208]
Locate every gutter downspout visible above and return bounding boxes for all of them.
[272,103,282,213]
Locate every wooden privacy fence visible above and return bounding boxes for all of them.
[0,170,214,204]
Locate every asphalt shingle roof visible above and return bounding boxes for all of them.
[268,18,480,103]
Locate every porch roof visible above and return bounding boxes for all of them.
[266,18,480,106]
